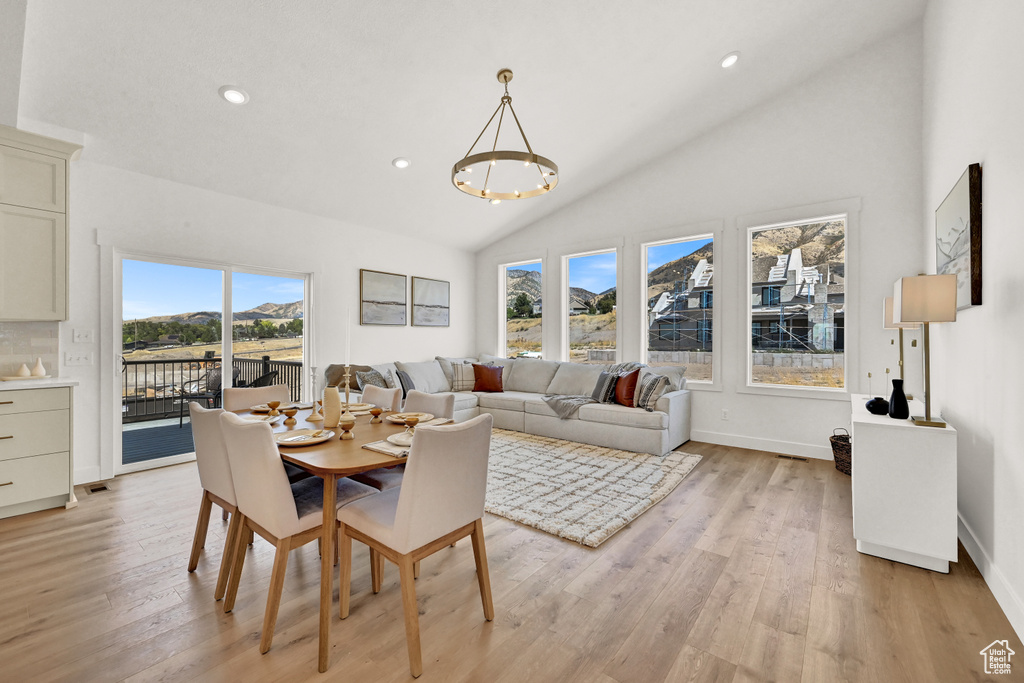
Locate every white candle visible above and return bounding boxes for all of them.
[344,307,351,365]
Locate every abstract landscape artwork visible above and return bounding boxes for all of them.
[935,163,982,310]
[412,277,450,327]
[360,269,406,325]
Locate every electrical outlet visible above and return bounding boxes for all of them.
[73,328,94,344]
[721,409,729,421]
[65,351,93,366]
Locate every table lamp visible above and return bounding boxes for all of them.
[892,274,957,427]
[883,296,919,383]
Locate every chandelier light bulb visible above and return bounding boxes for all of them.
[490,198,501,205]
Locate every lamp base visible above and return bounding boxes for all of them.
[912,416,947,428]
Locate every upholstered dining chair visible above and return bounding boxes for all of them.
[222,383,290,413]
[219,412,379,655]
[360,384,402,412]
[402,390,455,419]
[338,413,495,678]
[187,403,242,601]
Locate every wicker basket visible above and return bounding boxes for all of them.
[829,428,852,476]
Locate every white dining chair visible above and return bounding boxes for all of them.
[222,384,290,413]
[360,384,402,411]
[187,404,242,601]
[402,390,455,419]
[219,412,379,654]
[338,413,495,678]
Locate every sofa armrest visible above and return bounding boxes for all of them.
[655,389,691,448]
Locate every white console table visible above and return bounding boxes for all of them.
[850,394,957,572]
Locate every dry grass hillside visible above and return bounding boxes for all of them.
[123,337,302,362]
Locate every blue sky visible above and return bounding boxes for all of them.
[646,237,713,273]
[569,252,617,293]
[122,260,303,319]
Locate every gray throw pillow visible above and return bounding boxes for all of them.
[635,373,670,411]
[356,369,388,390]
[590,371,618,404]
[395,370,415,398]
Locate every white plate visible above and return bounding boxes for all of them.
[1,375,52,381]
[251,403,298,413]
[342,402,373,412]
[275,429,334,446]
[241,414,281,425]
[387,432,414,447]
[385,412,434,425]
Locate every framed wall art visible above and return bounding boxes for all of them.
[360,269,407,325]
[935,163,982,310]
[411,276,450,327]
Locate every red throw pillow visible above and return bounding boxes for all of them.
[614,369,640,407]
[472,363,504,392]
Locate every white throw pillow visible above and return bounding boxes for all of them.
[506,358,561,393]
[394,360,450,394]
[546,362,606,396]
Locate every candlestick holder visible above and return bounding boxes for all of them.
[340,364,356,423]
[369,407,383,424]
[339,417,355,440]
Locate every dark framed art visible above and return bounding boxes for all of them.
[411,276,450,327]
[935,163,982,310]
[359,269,407,325]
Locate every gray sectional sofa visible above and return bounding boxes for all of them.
[351,355,691,457]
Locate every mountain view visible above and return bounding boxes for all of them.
[752,220,845,267]
[505,270,542,307]
[647,242,714,299]
[125,300,303,325]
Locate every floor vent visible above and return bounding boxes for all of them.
[776,454,809,462]
[87,483,111,494]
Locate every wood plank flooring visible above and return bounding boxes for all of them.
[0,442,1019,682]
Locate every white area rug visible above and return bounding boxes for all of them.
[484,429,702,548]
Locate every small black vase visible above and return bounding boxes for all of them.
[865,396,889,415]
[888,379,909,419]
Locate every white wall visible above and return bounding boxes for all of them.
[923,0,1024,638]
[60,160,476,483]
[477,26,924,459]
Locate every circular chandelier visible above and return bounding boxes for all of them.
[452,69,558,204]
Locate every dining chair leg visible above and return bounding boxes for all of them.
[188,491,213,572]
[215,510,243,601]
[470,518,494,621]
[370,548,383,594]
[248,528,255,545]
[338,527,352,619]
[222,508,229,522]
[224,516,250,613]
[414,561,420,579]
[398,555,423,678]
[259,538,291,654]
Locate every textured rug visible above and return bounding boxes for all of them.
[484,429,702,548]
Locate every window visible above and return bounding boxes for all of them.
[644,235,713,381]
[749,216,845,388]
[502,261,542,358]
[566,250,616,363]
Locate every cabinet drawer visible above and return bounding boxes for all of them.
[0,145,66,213]
[0,409,70,462]
[0,452,70,508]
[0,387,70,416]
[0,205,67,321]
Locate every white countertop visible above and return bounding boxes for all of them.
[0,378,79,391]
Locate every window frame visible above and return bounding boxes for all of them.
[498,257,544,359]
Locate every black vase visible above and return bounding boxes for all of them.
[865,396,889,415]
[888,379,909,419]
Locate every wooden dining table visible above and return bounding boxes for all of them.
[238,405,409,673]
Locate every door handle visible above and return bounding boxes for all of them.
[0,482,12,487]
[0,401,13,405]
[0,435,12,440]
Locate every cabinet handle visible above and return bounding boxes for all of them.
[0,482,12,487]
[0,401,13,405]
[0,436,11,440]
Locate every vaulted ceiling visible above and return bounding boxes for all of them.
[17,1,926,250]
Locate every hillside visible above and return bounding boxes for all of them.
[647,244,714,299]
[505,270,542,307]
[127,300,303,324]
[750,219,845,266]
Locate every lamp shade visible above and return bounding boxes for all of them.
[893,274,957,323]
[883,296,918,329]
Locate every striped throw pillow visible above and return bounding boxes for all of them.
[590,371,618,404]
[635,373,670,411]
[450,362,476,392]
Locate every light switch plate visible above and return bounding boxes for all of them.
[73,329,94,344]
[65,351,93,366]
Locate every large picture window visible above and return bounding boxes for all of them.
[566,250,617,363]
[748,216,845,388]
[502,261,543,358]
[644,236,713,381]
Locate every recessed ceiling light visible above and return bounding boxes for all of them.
[218,85,249,104]
[720,52,740,69]
[392,157,411,169]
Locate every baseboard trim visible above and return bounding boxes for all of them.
[957,514,1024,641]
[690,429,833,460]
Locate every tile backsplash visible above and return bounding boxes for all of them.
[0,322,60,378]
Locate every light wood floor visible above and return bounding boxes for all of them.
[1,442,1019,682]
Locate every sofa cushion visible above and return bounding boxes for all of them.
[436,391,478,412]
[370,363,399,388]
[472,363,504,392]
[577,402,668,430]
[523,396,566,419]
[435,356,477,388]
[395,360,450,393]
[475,390,538,411]
[613,368,640,407]
[546,362,605,396]
[505,358,561,393]
[642,365,687,392]
[479,353,515,384]
[356,368,389,390]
